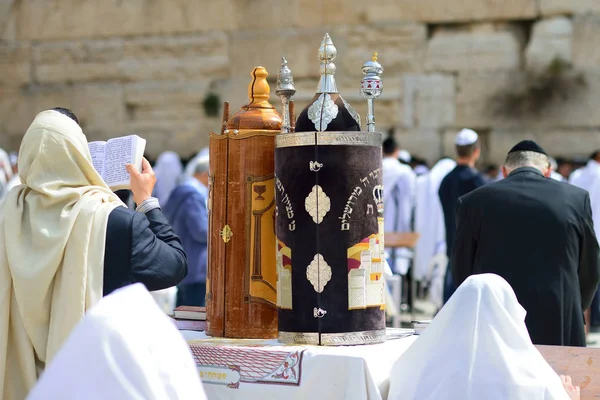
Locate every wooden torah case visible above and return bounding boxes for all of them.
[206,67,282,338]
[275,131,386,345]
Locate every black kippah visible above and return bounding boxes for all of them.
[508,140,547,156]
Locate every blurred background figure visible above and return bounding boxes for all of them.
[382,135,416,276]
[153,151,183,208]
[163,155,209,307]
[549,157,566,181]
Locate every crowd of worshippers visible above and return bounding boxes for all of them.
[0,107,595,399]
[383,128,600,349]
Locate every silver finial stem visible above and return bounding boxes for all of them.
[275,57,297,133]
[360,53,384,132]
[317,33,338,94]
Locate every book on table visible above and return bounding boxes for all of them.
[88,135,146,191]
[173,306,206,321]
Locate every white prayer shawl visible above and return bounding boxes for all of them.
[0,110,124,400]
[382,157,416,274]
[413,158,456,281]
[153,151,183,206]
[570,159,600,238]
[388,274,569,400]
[28,284,207,400]
[184,147,209,178]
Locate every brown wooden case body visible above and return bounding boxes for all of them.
[206,101,281,338]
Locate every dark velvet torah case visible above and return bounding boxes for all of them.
[274,131,386,346]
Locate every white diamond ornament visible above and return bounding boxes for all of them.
[306,254,332,293]
[305,185,331,224]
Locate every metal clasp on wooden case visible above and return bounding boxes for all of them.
[220,225,233,243]
[313,307,327,318]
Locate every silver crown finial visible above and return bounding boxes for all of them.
[276,57,296,133]
[317,33,338,94]
[360,52,384,132]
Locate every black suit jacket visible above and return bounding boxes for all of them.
[103,206,188,296]
[452,167,600,346]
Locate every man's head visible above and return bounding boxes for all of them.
[382,136,399,158]
[192,156,209,187]
[502,140,551,178]
[590,150,600,163]
[52,107,79,125]
[454,129,481,164]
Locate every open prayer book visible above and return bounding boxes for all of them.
[88,135,146,191]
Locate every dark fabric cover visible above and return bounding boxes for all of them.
[103,206,188,296]
[276,141,385,337]
[508,140,548,156]
[452,167,600,347]
[295,95,361,133]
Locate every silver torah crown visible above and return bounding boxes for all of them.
[360,52,384,100]
[317,33,338,94]
[275,57,296,133]
[361,52,384,132]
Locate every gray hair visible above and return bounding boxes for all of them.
[504,151,550,172]
[193,156,209,175]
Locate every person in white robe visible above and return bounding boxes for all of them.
[28,283,207,400]
[569,151,600,332]
[388,274,577,400]
[0,148,13,199]
[153,151,183,207]
[413,158,456,309]
[382,136,416,275]
[550,157,566,182]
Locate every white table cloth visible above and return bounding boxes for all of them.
[182,330,417,400]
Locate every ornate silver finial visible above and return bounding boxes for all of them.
[360,52,384,132]
[275,57,297,133]
[317,33,338,94]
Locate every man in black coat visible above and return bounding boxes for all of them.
[452,140,600,347]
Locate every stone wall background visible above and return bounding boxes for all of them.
[2,0,600,165]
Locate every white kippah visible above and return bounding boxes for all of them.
[455,129,479,146]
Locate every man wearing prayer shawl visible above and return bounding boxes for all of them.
[438,129,486,303]
[413,158,456,310]
[452,140,600,347]
[388,274,579,400]
[28,284,207,400]
[0,108,188,399]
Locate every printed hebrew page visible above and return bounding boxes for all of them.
[103,135,146,191]
[88,141,106,179]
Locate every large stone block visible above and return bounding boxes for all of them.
[0,43,31,86]
[541,0,600,16]
[402,74,455,129]
[426,24,523,72]
[573,14,600,70]
[457,69,600,129]
[525,17,573,71]
[124,82,212,107]
[0,0,16,41]
[337,23,427,78]
[34,33,229,83]
[393,129,442,165]
[488,129,600,164]
[228,28,326,83]
[17,0,235,41]
[367,0,538,23]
